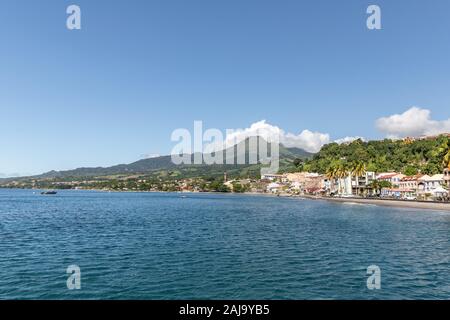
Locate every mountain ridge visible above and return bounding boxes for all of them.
[0,140,313,182]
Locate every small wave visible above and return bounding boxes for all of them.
[342,202,371,206]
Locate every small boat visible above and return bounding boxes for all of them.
[41,191,57,195]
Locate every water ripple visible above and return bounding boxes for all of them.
[1,189,450,299]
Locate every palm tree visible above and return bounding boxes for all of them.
[352,162,366,196]
[326,165,338,194]
[335,164,348,195]
[369,179,380,196]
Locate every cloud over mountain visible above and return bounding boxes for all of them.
[0,172,23,178]
[223,120,330,153]
[376,107,450,138]
[334,136,365,144]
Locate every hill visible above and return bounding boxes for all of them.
[0,138,313,184]
[299,134,450,175]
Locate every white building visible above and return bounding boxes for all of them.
[289,181,302,191]
[267,182,282,193]
[261,174,284,182]
[377,173,405,186]
[332,174,353,196]
[332,171,376,196]
[418,174,445,193]
[444,168,450,188]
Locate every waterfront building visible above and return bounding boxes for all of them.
[284,172,308,183]
[283,172,326,195]
[417,174,446,200]
[304,174,327,194]
[418,174,445,192]
[327,171,375,197]
[431,186,448,199]
[351,171,376,195]
[377,172,405,186]
[381,188,416,198]
[289,181,302,192]
[261,174,284,182]
[399,174,424,191]
[444,168,450,188]
[267,182,282,193]
[333,174,353,196]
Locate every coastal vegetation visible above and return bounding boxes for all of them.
[296,135,450,176]
[1,134,449,193]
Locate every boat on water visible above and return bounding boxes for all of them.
[41,191,57,195]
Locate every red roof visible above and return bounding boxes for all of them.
[400,174,424,182]
[378,173,398,179]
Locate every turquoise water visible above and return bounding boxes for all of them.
[0,189,449,300]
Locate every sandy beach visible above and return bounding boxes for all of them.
[301,195,450,211]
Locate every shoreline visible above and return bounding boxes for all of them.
[3,187,450,211]
[301,195,450,211]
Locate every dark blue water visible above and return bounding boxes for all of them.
[0,189,449,299]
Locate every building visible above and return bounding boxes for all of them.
[289,181,302,192]
[398,174,423,191]
[417,174,446,200]
[283,172,326,194]
[328,171,375,197]
[444,168,450,188]
[330,174,353,196]
[283,172,311,184]
[431,186,448,199]
[224,179,252,191]
[284,172,308,183]
[418,174,445,193]
[304,174,327,194]
[351,171,376,195]
[377,172,405,186]
[267,182,282,193]
[417,133,450,140]
[381,188,416,198]
[261,174,284,182]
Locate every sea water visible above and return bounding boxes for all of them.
[0,189,449,299]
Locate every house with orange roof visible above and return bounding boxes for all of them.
[399,174,424,191]
[377,172,405,186]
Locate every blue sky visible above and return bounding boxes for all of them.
[1,0,450,176]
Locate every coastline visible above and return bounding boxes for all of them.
[3,187,450,211]
[301,195,450,211]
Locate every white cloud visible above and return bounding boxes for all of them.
[376,107,450,138]
[0,172,24,178]
[222,120,330,153]
[334,136,365,144]
[140,153,161,159]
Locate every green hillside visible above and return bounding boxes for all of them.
[297,134,450,175]
[0,139,313,184]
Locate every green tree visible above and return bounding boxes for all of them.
[232,182,247,193]
[404,166,418,176]
[210,181,230,193]
[293,158,303,168]
[443,149,450,169]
